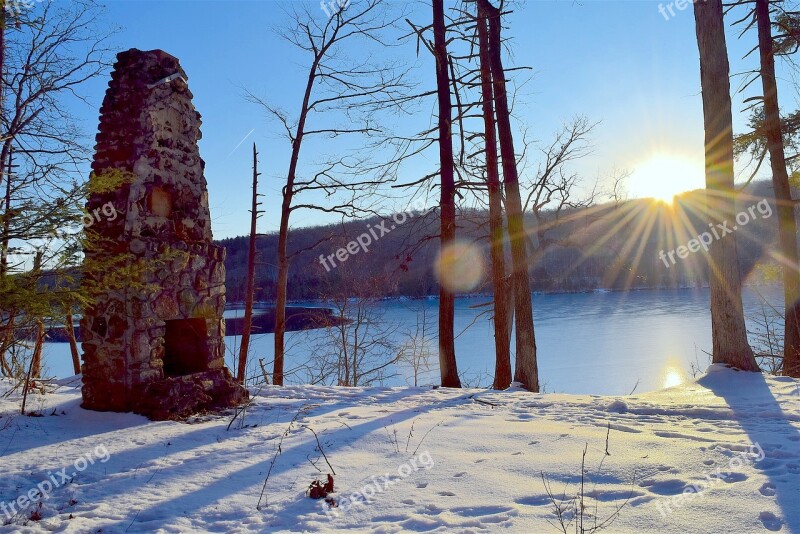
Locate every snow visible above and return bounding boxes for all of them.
[0,366,798,532]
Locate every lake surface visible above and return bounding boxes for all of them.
[41,287,783,396]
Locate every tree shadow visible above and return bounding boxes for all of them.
[91,387,467,531]
[697,369,800,532]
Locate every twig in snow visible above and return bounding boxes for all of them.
[307,454,322,472]
[257,408,306,510]
[384,422,400,454]
[412,420,443,456]
[470,397,500,408]
[405,420,415,453]
[125,510,142,532]
[301,425,336,475]
[541,433,637,534]
[227,387,262,431]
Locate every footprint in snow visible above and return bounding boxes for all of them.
[759,511,783,531]
[515,495,552,507]
[755,458,784,474]
[639,479,687,496]
[474,459,488,464]
[437,491,456,497]
[529,441,539,445]
[453,472,467,478]
[720,472,748,483]
[759,483,776,497]
[512,451,523,456]
[416,482,428,488]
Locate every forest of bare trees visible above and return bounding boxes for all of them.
[228,0,800,389]
[3,0,800,395]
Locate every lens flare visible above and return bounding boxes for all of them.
[434,241,485,293]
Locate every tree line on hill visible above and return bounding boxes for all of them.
[221,181,782,303]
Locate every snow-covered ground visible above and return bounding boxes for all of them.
[0,366,798,533]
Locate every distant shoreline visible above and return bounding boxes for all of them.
[224,282,782,307]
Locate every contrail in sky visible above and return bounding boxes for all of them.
[226,128,255,159]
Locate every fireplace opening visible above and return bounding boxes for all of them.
[163,319,209,377]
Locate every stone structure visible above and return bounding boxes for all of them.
[80,49,247,420]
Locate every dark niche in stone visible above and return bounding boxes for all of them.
[79,48,247,421]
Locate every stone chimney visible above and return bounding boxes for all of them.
[80,49,247,420]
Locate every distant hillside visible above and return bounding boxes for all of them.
[219,181,782,303]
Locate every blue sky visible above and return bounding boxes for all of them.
[66,0,793,239]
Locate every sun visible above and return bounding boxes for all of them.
[628,154,704,204]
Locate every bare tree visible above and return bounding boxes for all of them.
[482,0,539,391]
[0,1,113,376]
[431,0,462,388]
[237,144,263,383]
[608,169,630,209]
[521,117,599,262]
[476,0,511,389]
[398,302,438,386]
[65,307,80,374]
[310,257,401,387]
[693,0,759,371]
[753,0,800,377]
[247,0,412,386]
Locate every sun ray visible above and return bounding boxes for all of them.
[550,201,646,285]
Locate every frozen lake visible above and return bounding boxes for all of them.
[41,287,783,395]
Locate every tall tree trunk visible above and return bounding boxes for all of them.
[693,0,759,371]
[65,310,80,375]
[238,143,260,384]
[0,0,5,196]
[1,145,12,278]
[477,2,511,390]
[432,0,461,388]
[31,318,43,379]
[274,200,290,386]
[274,60,318,387]
[1,147,13,372]
[0,312,13,376]
[483,0,539,391]
[756,0,800,377]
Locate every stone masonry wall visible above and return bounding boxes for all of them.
[80,49,238,417]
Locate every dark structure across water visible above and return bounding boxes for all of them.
[43,306,341,343]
